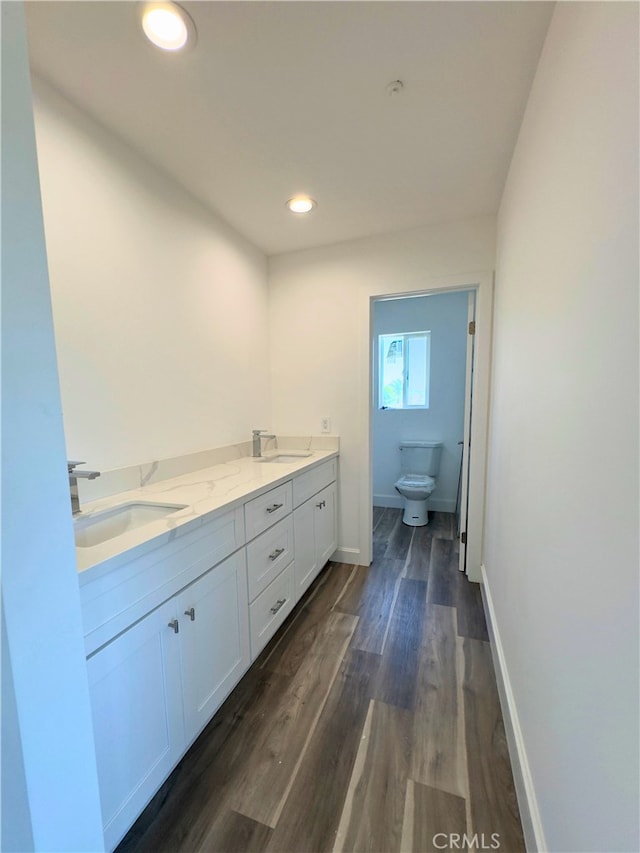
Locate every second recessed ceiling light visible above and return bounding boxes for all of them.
[141,2,195,51]
[286,196,316,214]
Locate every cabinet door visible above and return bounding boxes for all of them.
[316,481,338,569]
[87,598,184,852]
[177,550,250,743]
[293,496,318,602]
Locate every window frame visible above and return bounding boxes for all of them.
[378,330,431,410]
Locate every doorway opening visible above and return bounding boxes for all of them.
[358,272,493,582]
[371,289,474,573]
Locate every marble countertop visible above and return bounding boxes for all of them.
[75,448,338,579]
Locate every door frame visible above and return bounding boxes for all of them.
[358,271,493,582]
[458,290,476,573]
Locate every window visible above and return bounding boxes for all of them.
[378,331,431,409]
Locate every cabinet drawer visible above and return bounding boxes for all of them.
[249,562,295,660]
[292,458,337,508]
[244,481,293,541]
[246,515,294,602]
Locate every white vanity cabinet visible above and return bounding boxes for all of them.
[82,453,338,850]
[87,550,250,851]
[293,462,338,602]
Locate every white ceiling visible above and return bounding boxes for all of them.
[25,1,553,256]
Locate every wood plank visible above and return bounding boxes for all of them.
[462,637,526,852]
[401,780,468,853]
[412,604,467,798]
[348,557,405,655]
[227,610,358,828]
[428,512,456,540]
[334,700,412,853]
[372,507,400,560]
[426,538,457,606]
[267,649,380,853]
[375,578,427,710]
[199,810,272,853]
[333,563,370,615]
[383,512,414,561]
[456,574,489,641]
[404,525,433,581]
[262,562,355,676]
[310,562,358,613]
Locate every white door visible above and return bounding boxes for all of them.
[177,551,250,743]
[87,598,184,851]
[458,292,476,573]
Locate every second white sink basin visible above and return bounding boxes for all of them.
[258,452,313,464]
[74,501,187,548]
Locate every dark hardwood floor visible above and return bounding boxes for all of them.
[116,509,524,853]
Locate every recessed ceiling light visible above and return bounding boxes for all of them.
[141,2,196,52]
[286,196,316,214]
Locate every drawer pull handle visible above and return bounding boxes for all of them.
[184,607,195,621]
[269,547,285,561]
[266,503,283,514]
[168,619,179,634]
[316,500,326,509]
[270,598,286,615]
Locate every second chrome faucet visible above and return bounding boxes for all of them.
[68,460,101,515]
[252,429,276,458]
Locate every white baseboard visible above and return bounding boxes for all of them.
[481,564,547,853]
[373,494,403,509]
[373,494,456,513]
[331,547,361,566]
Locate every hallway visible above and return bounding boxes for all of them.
[118,509,524,852]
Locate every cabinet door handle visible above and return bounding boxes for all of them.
[316,501,323,508]
[184,607,195,621]
[266,503,283,514]
[168,619,179,634]
[270,598,286,615]
[268,547,285,561]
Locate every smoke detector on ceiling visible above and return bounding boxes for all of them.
[386,80,404,97]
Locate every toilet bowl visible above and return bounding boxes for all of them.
[395,475,436,526]
[394,440,442,527]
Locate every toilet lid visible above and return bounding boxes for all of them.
[397,474,435,488]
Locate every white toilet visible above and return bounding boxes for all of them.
[395,440,443,526]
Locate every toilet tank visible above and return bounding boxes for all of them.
[400,440,443,476]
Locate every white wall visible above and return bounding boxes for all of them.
[484,3,639,851]
[372,291,469,511]
[1,4,104,848]
[269,217,495,562]
[32,77,270,471]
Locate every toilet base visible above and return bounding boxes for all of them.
[401,498,430,527]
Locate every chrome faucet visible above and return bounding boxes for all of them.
[68,460,101,515]
[252,430,275,458]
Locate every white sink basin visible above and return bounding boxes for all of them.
[74,501,187,548]
[258,452,313,464]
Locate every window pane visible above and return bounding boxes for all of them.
[380,335,404,408]
[406,335,428,406]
